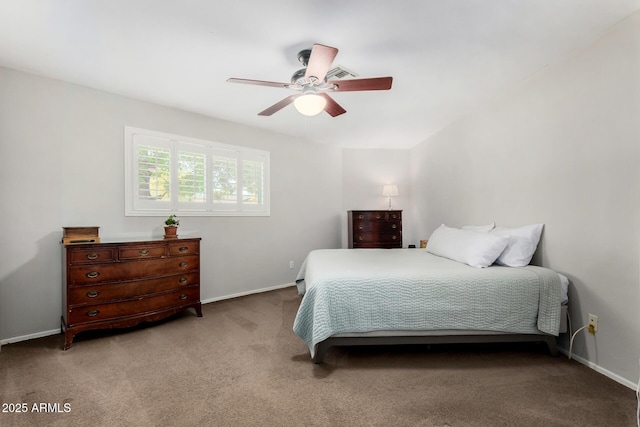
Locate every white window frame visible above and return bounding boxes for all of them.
[124,126,270,217]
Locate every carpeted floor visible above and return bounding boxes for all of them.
[0,287,637,426]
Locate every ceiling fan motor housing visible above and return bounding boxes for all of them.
[297,49,312,66]
[292,48,323,85]
[291,68,308,85]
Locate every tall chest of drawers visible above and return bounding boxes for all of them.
[348,210,402,249]
[61,237,202,349]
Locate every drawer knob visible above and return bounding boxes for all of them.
[179,262,188,267]
[87,309,100,317]
[358,236,363,241]
[376,214,381,219]
[86,253,99,260]
[86,271,100,279]
[391,224,397,229]
[86,290,100,298]
[138,249,149,256]
[179,277,188,284]
[392,235,397,240]
[358,225,363,230]
[179,294,188,300]
[179,246,189,252]
[357,214,363,219]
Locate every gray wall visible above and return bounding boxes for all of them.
[409,13,640,386]
[341,149,412,248]
[0,67,343,341]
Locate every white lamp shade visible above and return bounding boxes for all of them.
[294,94,326,116]
[382,184,399,197]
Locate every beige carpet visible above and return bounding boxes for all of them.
[0,287,637,426]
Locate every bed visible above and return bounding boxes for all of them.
[293,247,568,363]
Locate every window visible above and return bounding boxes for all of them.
[125,127,270,216]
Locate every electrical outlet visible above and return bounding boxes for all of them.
[588,314,598,334]
[289,260,295,270]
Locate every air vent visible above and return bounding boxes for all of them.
[326,65,358,80]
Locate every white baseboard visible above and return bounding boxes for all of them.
[0,283,298,347]
[558,347,638,391]
[200,282,296,304]
[0,329,61,347]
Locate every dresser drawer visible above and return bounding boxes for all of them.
[377,232,402,244]
[352,211,401,221]
[119,244,167,260]
[386,211,401,220]
[168,241,199,256]
[68,248,117,265]
[352,220,401,233]
[68,272,200,306]
[352,211,385,221]
[353,232,401,246]
[67,285,200,325]
[67,255,200,286]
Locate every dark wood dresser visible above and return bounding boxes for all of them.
[348,210,402,248]
[61,237,202,349]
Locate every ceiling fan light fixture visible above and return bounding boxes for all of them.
[294,91,326,116]
[228,43,392,117]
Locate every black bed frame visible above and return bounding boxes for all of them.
[312,333,558,364]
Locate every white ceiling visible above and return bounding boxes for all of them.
[1,1,638,149]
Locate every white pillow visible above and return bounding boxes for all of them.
[491,224,544,267]
[462,223,495,232]
[426,224,509,268]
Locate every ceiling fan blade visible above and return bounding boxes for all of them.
[305,44,338,83]
[227,78,290,89]
[320,93,346,117]
[257,95,298,116]
[328,76,393,92]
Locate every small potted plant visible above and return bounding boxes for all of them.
[164,214,180,239]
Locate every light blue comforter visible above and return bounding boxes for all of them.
[293,249,561,356]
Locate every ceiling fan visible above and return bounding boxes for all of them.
[227,43,393,117]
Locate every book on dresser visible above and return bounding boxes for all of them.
[61,237,202,350]
[348,210,402,249]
